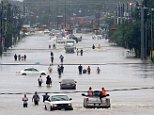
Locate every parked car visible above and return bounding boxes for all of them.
[44,94,73,111]
[59,79,77,89]
[82,90,111,108]
[20,68,46,76]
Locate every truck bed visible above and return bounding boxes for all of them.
[83,96,111,108]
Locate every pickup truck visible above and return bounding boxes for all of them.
[82,90,111,108]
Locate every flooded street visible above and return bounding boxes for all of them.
[0,32,154,115]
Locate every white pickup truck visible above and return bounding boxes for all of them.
[82,90,111,108]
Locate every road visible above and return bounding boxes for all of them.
[0,31,154,115]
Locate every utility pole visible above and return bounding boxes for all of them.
[0,1,3,55]
[64,0,66,28]
[151,8,154,60]
[141,4,145,60]
[49,0,51,29]
[141,0,148,60]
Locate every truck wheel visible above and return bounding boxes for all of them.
[50,106,53,111]
[106,98,111,108]
[83,103,86,108]
[83,101,87,108]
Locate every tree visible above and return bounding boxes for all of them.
[0,0,23,55]
[110,0,154,58]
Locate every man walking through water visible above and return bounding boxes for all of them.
[38,75,43,87]
[59,54,64,63]
[78,64,83,74]
[50,51,54,64]
[22,94,28,108]
[32,92,40,105]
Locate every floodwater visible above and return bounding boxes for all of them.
[0,32,154,115]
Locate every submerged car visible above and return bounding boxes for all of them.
[20,68,46,76]
[44,94,73,111]
[59,79,77,89]
[83,90,111,108]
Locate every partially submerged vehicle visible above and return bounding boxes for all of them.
[82,90,111,108]
[59,79,77,90]
[64,39,76,53]
[20,68,46,76]
[44,94,73,111]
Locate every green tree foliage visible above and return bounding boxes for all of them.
[110,0,154,58]
[111,20,141,57]
[0,0,22,54]
[125,22,141,57]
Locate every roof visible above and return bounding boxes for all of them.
[50,94,68,96]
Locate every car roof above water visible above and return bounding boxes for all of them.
[61,79,75,82]
[50,94,68,97]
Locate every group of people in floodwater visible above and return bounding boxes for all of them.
[21,64,103,108]
[14,53,27,61]
[50,51,64,64]
[22,86,109,108]
[78,64,101,75]
[37,74,52,87]
[21,46,103,108]
[37,64,100,88]
[37,64,64,87]
[86,86,109,101]
[76,48,83,56]
[22,91,50,108]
